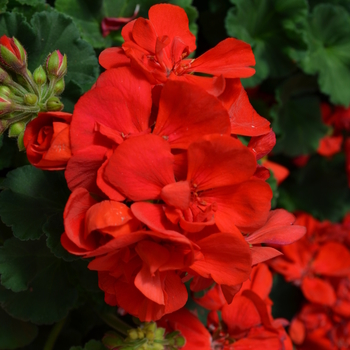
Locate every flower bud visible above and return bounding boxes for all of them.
[24,93,38,106]
[0,35,27,73]
[46,50,67,78]
[0,85,13,98]
[0,66,12,84]
[102,331,124,349]
[9,120,25,137]
[33,65,47,86]
[53,78,65,95]
[46,96,63,111]
[0,95,12,115]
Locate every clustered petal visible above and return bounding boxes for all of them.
[59,3,304,328]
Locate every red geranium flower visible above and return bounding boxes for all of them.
[99,4,255,85]
[24,111,72,170]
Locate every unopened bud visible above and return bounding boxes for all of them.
[102,331,124,349]
[24,93,38,106]
[53,78,65,95]
[127,329,138,340]
[0,67,12,84]
[46,96,63,111]
[46,50,67,78]
[9,120,25,137]
[0,35,27,73]
[0,86,13,98]
[33,65,47,86]
[174,336,185,347]
[0,95,12,115]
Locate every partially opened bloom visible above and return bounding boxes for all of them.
[99,4,255,85]
[24,111,72,170]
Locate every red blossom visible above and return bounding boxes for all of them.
[24,111,72,170]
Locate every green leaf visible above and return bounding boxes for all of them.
[13,0,45,5]
[270,274,303,321]
[271,74,328,156]
[266,170,278,208]
[28,11,99,92]
[0,307,38,349]
[44,213,78,262]
[299,4,350,106]
[55,0,197,49]
[0,0,7,12]
[0,10,99,107]
[225,0,308,87]
[309,0,350,13]
[278,154,350,221]
[0,238,78,324]
[70,340,107,350]
[55,0,111,49]
[0,166,70,240]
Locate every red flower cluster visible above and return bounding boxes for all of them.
[159,264,293,349]
[60,4,305,321]
[270,212,350,349]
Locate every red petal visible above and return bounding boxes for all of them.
[190,232,252,285]
[246,209,306,245]
[262,160,290,185]
[248,130,276,160]
[63,187,98,252]
[311,242,350,276]
[99,47,130,69]
[221,294,261,334]
[317,135,343,157]
[161,181,191,210]
[301,276,336,306]
[134,265,166,305]
[158,308,212,350]
[153,80,230,149]
[219,79,271,136]
[187,135,257,191]
[148,4,196,52]
[204,180,272,232]
[71,75,151,153]
[103,135,175,200]
[171,74,226,96]
[250,246,283,265]
[132,17,158,52]
[65,145,108,195]
[188,38,255,78]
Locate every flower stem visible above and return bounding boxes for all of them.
[43,317,67,350]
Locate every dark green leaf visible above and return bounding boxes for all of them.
[70,340,107,350]
[309,0,350,13]
[28,11,99,92]
[0,0,7,12]
[225,0,308,87]
[55,0,197,49]
[0,238,78,324]
[271,74,328,156]
[44,213,78,262]
[266,170,278,208]
[0,307,38,349]
[299,4,350,106]
[55,0,111,49]
[13,0,45,5]
[278,154,350,221]
[270,273,303,321]
[0,10,99,108]
[0,166,70,240]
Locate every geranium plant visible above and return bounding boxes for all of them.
[0,1,349,349]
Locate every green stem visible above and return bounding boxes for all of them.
[97,311,130,336]
[43,317,67,350]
